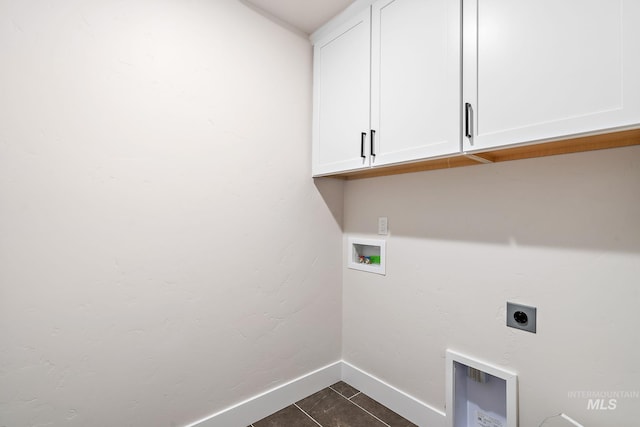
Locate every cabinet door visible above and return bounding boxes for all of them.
[371,0,461,167]
[463,0,640,152]
[312,9,371,176]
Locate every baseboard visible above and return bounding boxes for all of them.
[185,360,446,427]
[341,361,446,427]
[185,360,342,427]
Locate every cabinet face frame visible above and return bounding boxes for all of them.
[462,0,640,153]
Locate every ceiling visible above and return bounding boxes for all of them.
[242,0,355,34]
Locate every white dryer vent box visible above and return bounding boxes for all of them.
[347,237,386,275]
[446,350,518,427]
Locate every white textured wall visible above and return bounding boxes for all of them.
[0,1,343,426]
[343,146,640,427]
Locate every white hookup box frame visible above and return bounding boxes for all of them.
[347,237,386,275]
[446,349,518,427]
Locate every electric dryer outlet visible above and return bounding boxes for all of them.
[506,302,537,333]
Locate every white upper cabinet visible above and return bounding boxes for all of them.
[463,0,640,152]
[312,0,461,176]
[312,8,371,176]
[371,0,461,167]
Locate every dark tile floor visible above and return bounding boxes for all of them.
[248,381,417,427]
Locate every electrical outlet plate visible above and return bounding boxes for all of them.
[378,217,388,235]
[506,302,537,333]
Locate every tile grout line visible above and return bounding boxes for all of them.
[347,399,392,427]
[348,391,362,400]
[328,385,360,401]
[329,387,391,427]
[293,403,324,427]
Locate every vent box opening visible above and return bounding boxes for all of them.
[446,350,517,427]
